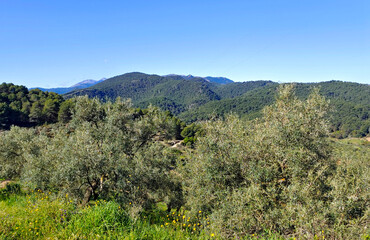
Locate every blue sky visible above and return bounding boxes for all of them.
[0,0,369,88]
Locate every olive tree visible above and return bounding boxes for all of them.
[0,127,35,180]
[18,96,182,217]
[181,85,336,238]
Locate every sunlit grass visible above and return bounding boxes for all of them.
[0,190,74,239]
[0,191,219,240]
[2,183,368,239]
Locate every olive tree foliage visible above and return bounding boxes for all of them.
[327,142,369,239]
[0,127,36,180]
[181,85,337,238]
[1,96,182,216]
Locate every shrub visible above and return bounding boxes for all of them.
[327,141,370,239]
[180,123,203,147]
[0,182,21,200]
[1,96,182,218]
[181,85,338,238]
[0,127,36,180]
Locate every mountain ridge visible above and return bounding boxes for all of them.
[65,72,370,138]
[163,74,234,84]
[1,72,369,137]
[30,78,106,94]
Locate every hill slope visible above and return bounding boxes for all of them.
[65,72,223,114]
[65,73,274,115]
[164,74,234,84]
[180,81,370,137]
[65,73,370,137]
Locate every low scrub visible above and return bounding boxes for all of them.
[0,85,369,239]
[180,85,369,239]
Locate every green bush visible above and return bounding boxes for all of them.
[0,96,182,219]
[327,142,370,239]
[0,127,36,180]
[0,182,21,200]
[180,85,347,238]
[180,123,203,147]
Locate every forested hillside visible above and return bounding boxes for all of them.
[65,73,370,138]
[1,73,369,137]
[65,72,223,113]
[181,81,370,137]
[0,83,65,129]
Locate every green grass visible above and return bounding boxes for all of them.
[335,137,370,146]
[0,190,290,240]
[0,190,213,240]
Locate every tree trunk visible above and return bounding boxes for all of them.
[82,182,98,205]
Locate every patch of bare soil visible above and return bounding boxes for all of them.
[0,180,12,189]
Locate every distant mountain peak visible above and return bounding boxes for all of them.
[30,78,106,94]
[71,79,98,88]
[71,78,106,88]
[204,76,234,85]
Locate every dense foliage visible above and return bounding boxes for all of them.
[181,86,336,238]
[1,96,183,216]
[1,85,369,239]
[181,81,370,137]
[0,83,65,129]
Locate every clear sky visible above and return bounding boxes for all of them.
[0,0,369,88]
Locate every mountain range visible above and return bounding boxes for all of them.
[32,75,234,95]
[1,72,369,137]
[31,78,106,94]
[164,74,234,84]
[64,72,272,114]
[64,72,370,137]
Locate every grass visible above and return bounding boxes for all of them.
[0,189,290,240]
[0,190,215,240]
[331,137,370,146]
